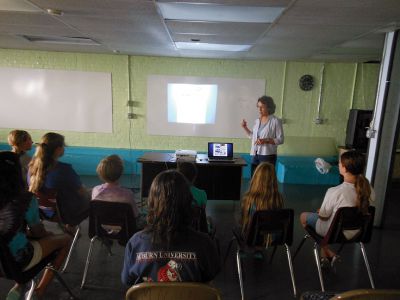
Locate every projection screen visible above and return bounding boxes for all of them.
[147,75,265,138]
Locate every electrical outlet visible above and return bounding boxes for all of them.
[127,112,135,119]
[314,117,323,124]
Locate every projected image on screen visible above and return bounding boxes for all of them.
[168,84,217,124]
[147,75,265,138]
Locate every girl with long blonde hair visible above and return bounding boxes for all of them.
[28,132,90,226]
[241,162,284,234]
[29,132,64,194]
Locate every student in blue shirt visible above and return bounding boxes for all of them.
[28,132,90,227]
[177,161,207,208]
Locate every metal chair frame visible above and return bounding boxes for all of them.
[191,205,217,238]
[35,189,81,273]
[293,206,376,292]
[225,209,297,299]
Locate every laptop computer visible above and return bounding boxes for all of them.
[207,142,235,162]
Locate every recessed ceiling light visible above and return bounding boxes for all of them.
[176,42,251,52]
[157,2,285,23]
[22,35,100,46]
[46,8,64,16]
[0,0,41,12]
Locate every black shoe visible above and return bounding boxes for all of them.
[320,257,331,269]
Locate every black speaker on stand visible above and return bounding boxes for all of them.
[345,109,373,153]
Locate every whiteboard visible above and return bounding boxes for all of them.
[0,67,112,133]
[147,75,265,138]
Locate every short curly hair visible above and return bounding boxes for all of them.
[7,130,30,150]
[96,155,124,183]
[258,96,276,115]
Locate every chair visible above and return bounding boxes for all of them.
[330,289,400,299]
[191,205,216,238]
[0,236,78,300]
[80,200,137,289]
[35,189,81,273]
[191,205,220,258]
[125,282,221,300]
[225,209,297,299]
[293,206,376,292]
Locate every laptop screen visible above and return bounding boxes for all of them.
[208,142,233,160]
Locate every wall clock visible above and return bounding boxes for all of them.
[299,74,314,91]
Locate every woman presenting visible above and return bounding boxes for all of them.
[241,95,284,175]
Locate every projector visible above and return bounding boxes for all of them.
[175,149,197,161]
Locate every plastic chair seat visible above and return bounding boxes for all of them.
[80,200,137,289]
[125,282,221,300]
[330,289,400,299]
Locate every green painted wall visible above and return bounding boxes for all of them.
[0,49,379,154]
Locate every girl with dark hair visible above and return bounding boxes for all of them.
[121,170,220,285]
[28,132,90,227]
[300,150,374,264]
[241,95,284,175]
[0,151,71,299]
[241,162,284,235]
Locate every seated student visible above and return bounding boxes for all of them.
[177,161,212,234]
[300,150,374,266]
[121,170,220,285]
[7,129,33,184]
[241,162,284,236]
[177,161,207,208]
[0,151,72,300]
[28,132,90,228]
[92,154,139,217]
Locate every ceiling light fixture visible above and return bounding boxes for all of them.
[176,42,251,52]
[157,2,285,23]
[22,35,100,46]
[46,8,64,16]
